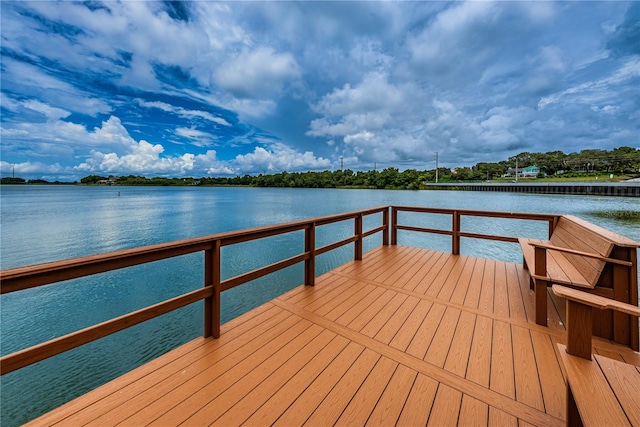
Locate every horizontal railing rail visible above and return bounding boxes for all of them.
[391,206,560,254]
[0,206,389,375]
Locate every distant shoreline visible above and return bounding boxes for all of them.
[2,179,639,197]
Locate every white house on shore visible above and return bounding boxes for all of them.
[502,165,543,178]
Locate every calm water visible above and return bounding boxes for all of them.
[1,186,638,425]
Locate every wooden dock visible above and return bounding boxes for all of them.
[27,245,639,426]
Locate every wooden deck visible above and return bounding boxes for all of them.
[29,245,640,426]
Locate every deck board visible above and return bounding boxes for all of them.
[28,245,640,427]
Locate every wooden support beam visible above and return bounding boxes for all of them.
[452,211,461,255]
[534,246,548,326]
[305,224,315,286]
[566,300,593,360]
[355,214,363,261]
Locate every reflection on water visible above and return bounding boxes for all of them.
[1,186,638,426]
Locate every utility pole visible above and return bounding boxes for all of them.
[515,158,518,182]
[435,152,439,183]
[12,165,15,178]
[340,156,344,171]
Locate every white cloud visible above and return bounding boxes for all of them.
[538,57,640,109]
[306,72,432,162]
[1,1,637,177]
[233,143,331,173]
[0,160,65,175]
[136,99,232,127]
[175,127,217,147]
[312,73,406,116]
[213,47,301,99]
[2,59,112,116]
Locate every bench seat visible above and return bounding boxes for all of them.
[558,345,640,426]
[552,286,640,426]
[518,215,640,332]
[518,237,594,289]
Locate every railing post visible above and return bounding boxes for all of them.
[452,211,461,255]
[355,213,363,261]
[204,240,221,339]
[305,223,316,286]
[549,217,558,239]
[565,300,592,360]
[391,207,398,245]
[534,245,548,326]
[382,208,389,246]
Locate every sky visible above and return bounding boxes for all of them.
[1,1,639,181]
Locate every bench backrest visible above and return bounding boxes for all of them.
[549,216,614,286]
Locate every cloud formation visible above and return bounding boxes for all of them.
[1,1,638,180]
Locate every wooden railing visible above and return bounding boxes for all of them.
[391,206,559,254]
[0,206,564,376]
[0,206,389,375]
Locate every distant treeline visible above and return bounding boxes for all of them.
[78,146,640,189]
[0,177,75,185]
[4,146,639,189]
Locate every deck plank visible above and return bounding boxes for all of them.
[458,395,489,426]
[365,364,417,426]
[393,248,440,290]
[240,334,349,426]
[466,315,493,387]
[512,325,545,411]
[437,255,472,301]
[479,259,496,313]
[334,284,387,327]
[427,384,463,426]
[490,320,516,399]
[403,250,447,292]
[27,245,638,427]
[494,261,511,318]
[396,373,439,426]
[299,347,380,427]
[450,256,477,305]
[272,341,366,426]
[144,318,315,426]
[507,262,528,322]
[464,257,487,309]
[388,299,434,352]
[444,310,477,376]
[62,308,301,426]
[334,356,399,426]
[530,330,565,420]
[413,252,454,294]
[424,307,461,367]
[210,328,336,426]
[374,295,420,344]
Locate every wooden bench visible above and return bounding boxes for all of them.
[552,285,640,427]
[519,215,639,350]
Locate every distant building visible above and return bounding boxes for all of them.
[501,165,544,178]
[521,166,541,177]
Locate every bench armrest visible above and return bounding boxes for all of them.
[552,285,640,317]
[528,242,633,267]
[553,285,640,359]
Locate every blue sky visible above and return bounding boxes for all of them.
[1,1,638,181]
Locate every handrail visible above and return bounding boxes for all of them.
[0,205,563,375]
[0,206,388,294]
[0,206,389,375]
[391,206,559,254]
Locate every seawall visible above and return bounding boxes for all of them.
[422,182,640,197]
